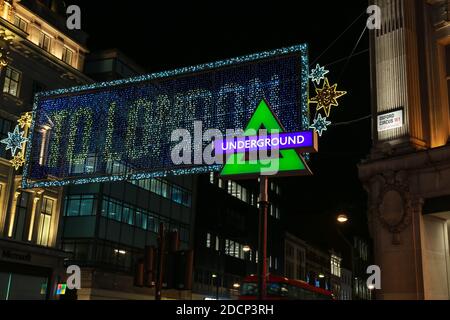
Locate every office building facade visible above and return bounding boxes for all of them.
[192,173,284,300]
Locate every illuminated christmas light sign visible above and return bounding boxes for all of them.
[215,131,316,155]
[220,100,317,178]
[23,44,309,188]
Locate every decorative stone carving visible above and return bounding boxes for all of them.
[377,182,412,244]
[0,30,13,67]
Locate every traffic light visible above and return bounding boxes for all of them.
[134,230,194,292]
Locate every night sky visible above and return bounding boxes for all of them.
[72,0,373,256]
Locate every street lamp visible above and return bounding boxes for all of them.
[212,274,219,300]
[243,245,251,253]
[335,212,355,299]
[368,284,375,300]
[337,214,349,224]
[233,283,241,289]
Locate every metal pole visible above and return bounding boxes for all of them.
[257,176,269,300]
[216,275,219,300]
[336,227,354,298]
[155,222,165,300]
[216,250,220,300]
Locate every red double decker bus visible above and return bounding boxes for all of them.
[239,275,335,300]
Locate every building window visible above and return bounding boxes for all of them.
[13,15,28,32]
[331,255,341,277]
[38,32,51,52]
[12,192,30,241]
[209,172,214,184]
[226,180,252,204]
[36,197,54,246]
[3,67,21,97]
[215,236,220,251]
[206,233,211,248]
[130,178,192,207]
[286,244,294,258]
[62,47,73,65]
[64,195,96,216]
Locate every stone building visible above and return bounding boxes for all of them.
[359,0,450,299]
[0,0,90,299]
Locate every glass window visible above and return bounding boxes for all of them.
[241,282,258,296]
[225,239,230,255]
[215,236,219,251]
[122,205,133,225]
[161,181,169,198]
[14,16,28,32]
[101,199,108,217]
[65,195,96,216]
[182,191,191,207]
[38,32,51,52]
[331,255,341,277]
[108,200,121,222]
[3,67,21,97]
[135,210,143,228]
[206,233,211,248]
[153,179,161,194]
[147,215,156,232]
[12,192,30,241]
[141,213,148,230]
[66,198,80,217]
[241,187,247,203]
[79,196,94,216]
[62,47,73,65]
[172,186,182,204]
[37,198,54,246]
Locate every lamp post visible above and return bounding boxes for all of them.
[212,273,219,300]
[368,284,375,300]
[257,176,269,300]
[335,213,355,299]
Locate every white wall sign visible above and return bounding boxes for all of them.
[377,110,403,132]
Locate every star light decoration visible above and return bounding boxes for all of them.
[309,114,332,137]
[10,151,25,170]
[1,112,32,171]
[1,125,28,157]
[18,112,32,128]
[310,78,347,118]
[309,64,329,85]
[308,63,347,137]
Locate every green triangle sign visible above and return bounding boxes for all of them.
[220,99,312,178]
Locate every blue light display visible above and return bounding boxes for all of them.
[23,44,309,188]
